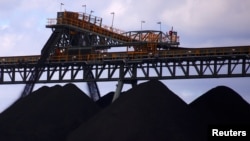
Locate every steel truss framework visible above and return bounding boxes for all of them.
[1,55,250,84]
[18,13,178,98]
[0,11,247,100]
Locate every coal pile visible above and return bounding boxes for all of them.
[96,91,114,108]
[0,84,100,141]
[67,80,205,141]
[0,80,249,141]
[190,86,250,124]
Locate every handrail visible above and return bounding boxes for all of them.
[1,46,250,64]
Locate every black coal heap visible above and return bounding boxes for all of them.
[0,80,249,141]
[67,80,204,141]
[0,84,100,141]
[190,86,250,124]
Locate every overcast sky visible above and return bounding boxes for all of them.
[0,0,250,112]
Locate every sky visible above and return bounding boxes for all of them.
[0,0,250,112]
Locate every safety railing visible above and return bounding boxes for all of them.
[1,46,250,65]
[47,11,133,42]
[47,46,250,62]
[0,55,40,64]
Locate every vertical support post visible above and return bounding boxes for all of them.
[242,58,246,76]
[112,62,125,102]
[173,61,176,77]
[214,60,218,76]
[12,68,15,83]
[130,79,138,88]
[186,60,190,77]
[0,67,3,83]
[24,67,27,82]
[228,59,232,75]
[200,60,204,76]
[84,66,100,102]
[112,79,124,102]
[132,63,137,79]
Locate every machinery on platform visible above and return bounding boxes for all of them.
[46,11,179,62]
[1,11,250,65]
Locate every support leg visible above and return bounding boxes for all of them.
[112,80,124,102]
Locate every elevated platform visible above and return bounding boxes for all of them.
[46,11,179,52]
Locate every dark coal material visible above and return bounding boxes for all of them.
[190,86,250,124]
[67,80,205,141]
[96,92,114,108]
[0,84,99,141]
[1,81,250,141]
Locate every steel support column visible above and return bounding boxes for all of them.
[112,79,124,102]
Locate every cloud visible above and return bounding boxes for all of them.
[0,24,9,31]
[161,0,250,46]
[0,0,55,56]
[100,0,175,30]
[0,0,22,16]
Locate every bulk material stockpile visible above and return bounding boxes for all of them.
[0,84,100,141]
[0,80,249,141]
